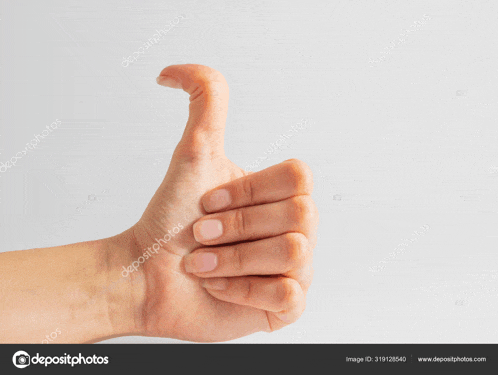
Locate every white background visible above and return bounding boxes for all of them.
[1,0,497,343]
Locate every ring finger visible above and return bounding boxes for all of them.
[184,232,310,277]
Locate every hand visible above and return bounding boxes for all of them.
[124,64,318,342]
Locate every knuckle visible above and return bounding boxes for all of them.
[232,247,245,272]
[283,233,308,268]
[278,278,301,307]
[243,279,254,302]
[203,81,228,99]
[290,195,314,223]
[191,65,227,85]
[285,159,313,193]
[184,65,228,106]
[199,72,229,96]
[241,177,255,205]
[233,209,247,237]
[206,69,228,85]
[173,135,216,163]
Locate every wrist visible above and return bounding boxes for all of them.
[94,228,147,342]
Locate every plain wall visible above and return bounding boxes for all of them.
[0,0,497,343]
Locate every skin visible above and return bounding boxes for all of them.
[0,64,318,343]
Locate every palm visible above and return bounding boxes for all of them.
[133,141,269,341]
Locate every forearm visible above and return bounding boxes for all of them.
[0,229,145,343]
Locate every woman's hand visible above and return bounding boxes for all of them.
[123,64,318,342]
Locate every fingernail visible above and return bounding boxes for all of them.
[184,252,218,273]
[156,75,182,89]
[194,219,223,241]
[204,189,231,212]
[202,277,228,291]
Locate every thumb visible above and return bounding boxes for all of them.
[156,64,229,158]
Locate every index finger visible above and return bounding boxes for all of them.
[201,159,313,213]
